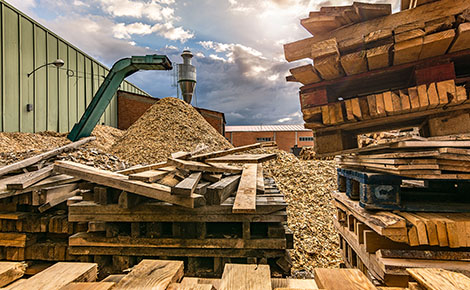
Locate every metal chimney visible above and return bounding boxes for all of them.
[178,50,196,104]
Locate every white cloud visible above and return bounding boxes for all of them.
[98,0,175,21]
[151,23,194,42]
[277,117,292,123]
[112,22,193,42]
[113,22,153,39]
[73,0,89,7]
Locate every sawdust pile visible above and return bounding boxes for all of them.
[111,97,233,165]
[253,148,341,276]
[0,126,128,170]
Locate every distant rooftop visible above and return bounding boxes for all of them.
[225,124,309,132]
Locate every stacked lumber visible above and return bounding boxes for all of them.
[334,192,470,287]
[2,259,467,289]
[285,0,470,156]
[60,142,293,277]
[0,138,97,266]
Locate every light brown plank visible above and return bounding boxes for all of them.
[233,164,257,213]
[406,268,470,290]
[219,264,271,290]
[314,268,377,290]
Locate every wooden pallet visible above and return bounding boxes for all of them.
[337,168,470,211]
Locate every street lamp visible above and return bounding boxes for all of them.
[27,59,65,77]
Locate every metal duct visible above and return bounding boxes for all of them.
[177,50,196,104]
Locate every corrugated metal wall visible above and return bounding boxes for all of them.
[0,0,150,132]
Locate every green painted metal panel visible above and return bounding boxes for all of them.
[20,16,34,132]
[58,40,68,132]
[67,46,77,129]
[34,25,47,132]
[84,57,92,106]
[4,6,19,132]
[46,33,58,131]
[77,52,85,117]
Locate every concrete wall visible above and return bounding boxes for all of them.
[0,1,149,133]
[225,130,314,152]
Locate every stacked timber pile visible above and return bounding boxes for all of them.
[1,259,468,289]
[285,0,470,156]
[59,142,294,278]
[111,97,233,165]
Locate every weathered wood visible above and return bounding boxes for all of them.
[205,154,276,164]
[191,143,264,161]
[340,51,368,76]
[59,282,116,290]
[0,137,94,177]
[419,29,455,59]
[233,164,258,214]
[38,188,80,213]
[436,79,455,106]
[289,64,322,85]
[116,162,169,175]
[39,183,79,204]
[314,268,376,290]
[168,159,242,174]
[54,161,204,208]
[6,165,54,190]
[9,262,97,290]
[172,172,202,196]
[0,262,26,287]
[219,264,271,290]
[314,54,344,80]
[449,22,470,53]
[206,175,241,205]
[256,163,265,193]
[129,170,168,183]
[366,43,392,70]
[310,38,339,59]
[394,37,423,65]
[114,260,184,290]
[407,268,470,290]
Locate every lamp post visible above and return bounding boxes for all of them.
[27,59,64,77]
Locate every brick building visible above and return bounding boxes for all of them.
[117,90,226,134]
[224,125,314,153]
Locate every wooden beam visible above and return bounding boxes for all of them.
[449,22,470,53]
[289,64,321,85]
[191,143,263,161]
[206,175,241,205]
[114,260,184,290]
[168,159,242,174]
[314,268,376,290]
[9,262,97,290]
[314,54,344,80]
[0,137,94,177]
[394,37,423,65]
[256,163,264,193]
[219,264,271,290]
[6,165,54,190]
[128,170,168,183]
[205,154,277,164]
[54,161,204,208]
[366,43,392,70]
[419,29,455,59]
[116,162,168,175]
[233,164,257,214]
[38,188,81,213]
[284,0,470,62]
[340,51,368,76]
[0,262,26,287]
[171,172,202,196]
[59,282,116,290]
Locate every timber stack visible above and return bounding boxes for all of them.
[285,0,470,287]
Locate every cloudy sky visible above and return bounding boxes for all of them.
[9,0,398,125]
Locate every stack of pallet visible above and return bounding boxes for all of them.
[54,142,293,277]
[1,259,468,289]
[0,138,98,269]
[285,0,470,155]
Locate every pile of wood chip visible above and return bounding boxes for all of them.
[254,147,341,276]
[111,98,233,165]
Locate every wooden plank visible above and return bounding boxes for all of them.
[413,213,439,246]
[436,79,455,106]
[0,262,26,287]
[300,15,342,36]
[456,86,468,104]
[289,64,322,85]
[205,154,276,164]
[0,137,95,177]
[206,175,241,205]
[419,29,455,59]
[394,29,425,43]
[129,170,168,183]
[394,37,423,65]
[54,161,204,208]
[59,282,116,290]
[39,189,80,213]
[340,51,368,76]
[168,159,241,174]
[427,83,440,108]
[408,86,421,112]
[116,162,168,175]
[313,54,344,80]
[9,262,97,290]
[399,90,411,113]
[321,105,331,125]
[375,93,387,117]
[425,16,454,34]
[191,143,263,161]
[171,151,191,160]
[171,172,202,197]
[345,99,356,121]
[114,260,184,290]
[271,278,318,289]
[406,268,470,290]
[367,94,378,117]
[314,268,377,290]
[233,164,257,213]
[366,43,392,70]
[39,183,79,204]
[310,38,339,59]
[383,91,401,115]
[417,84,429,110]
[6,165,54,190]
[219,264,271,290]
[449,22,470,53]
[256,163,264,193]
[329,104,337,124]
[351,98,362,120]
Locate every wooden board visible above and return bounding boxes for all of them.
[340,51,368,76]
[314,54,344,80]
[6,165,54,190]
[256,163,265,193]
[129,170,168,183]
[232,164,257,214]
[219,264,271,290]
[116,162,168,175]
[168,159,242,174]
[314,268,377,290]
[114,260,184,290]
[419,29,455,59]
[0,262,26,287]
[449,22,470,53]
[171,172,202,196]
[289,64,322,85]
[59,282,116,290]
[406,268,470,290]
[191,143,264,161]
[205,154,277,164]
[9,262,97,290]
[366,44,392,70]
[54,161,204,208]
[206,175,241,205]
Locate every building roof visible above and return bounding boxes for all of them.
[225,124,309,132]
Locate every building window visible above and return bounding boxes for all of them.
[256,137,272,142]
[299,136,313,142]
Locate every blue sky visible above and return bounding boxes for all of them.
[9,0,398,125]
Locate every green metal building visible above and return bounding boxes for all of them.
[0,0,150,133]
